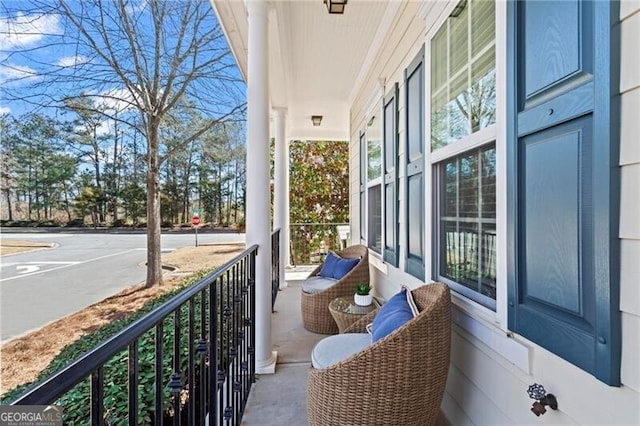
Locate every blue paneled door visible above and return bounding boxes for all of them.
[507,0,620,385]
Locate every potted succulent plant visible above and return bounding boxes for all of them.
[354,283,373,306]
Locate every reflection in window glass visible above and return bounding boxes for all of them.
[431,0,496,150]
[408,174,423,257]
[368,184,382,253]
[367,116,382,181]
[367,112,382,253]
[438,145,496,301]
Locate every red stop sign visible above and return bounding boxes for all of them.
[192,215,200,226]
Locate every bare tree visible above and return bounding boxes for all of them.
[1,0,246,286]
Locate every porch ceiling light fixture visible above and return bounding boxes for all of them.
[311,115,323,126]
[324,0,347,14]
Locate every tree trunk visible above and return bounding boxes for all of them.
[145,122,163,287]
[112,117,119,222]
[63,183,71,222]
[4,188,13,221]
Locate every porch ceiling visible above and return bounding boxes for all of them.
[211,0,390,141]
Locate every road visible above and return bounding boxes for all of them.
[0,230,245,343]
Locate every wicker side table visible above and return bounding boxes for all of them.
[328,296,380,333]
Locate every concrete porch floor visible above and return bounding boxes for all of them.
[240,266,450,426]
[241,265,324,425]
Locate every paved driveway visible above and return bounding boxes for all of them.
[0,230,245,343]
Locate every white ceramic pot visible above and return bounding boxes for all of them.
[354,293,373,306]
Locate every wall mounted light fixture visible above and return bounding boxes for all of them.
[324,0,347,14]
[311,115,323,126]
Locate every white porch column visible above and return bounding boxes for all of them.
[246,0,276,374]
[273,108,289,288]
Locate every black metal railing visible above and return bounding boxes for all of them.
[11,246,258,426]
[271,228,280,310]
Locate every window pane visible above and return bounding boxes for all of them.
[442,160,458,218]
[360,132,367,183]
[408,174,423,257]
[407,68,422,160]
[431,0,495,151]
[449,71,471,140]
[457,222,479,291]
[360,191,366,240]
[449,3,469,76]
[480,222,497,299]
[360,132,366,241]
[368,184,382,252]
[481,146,496,218]
[440,220,459,282]
[431,28,447,92]
[471,0,495,56]
[471,48,496,132]
[385,184,394,247]
[437,145,496,304]
[459,153,479,217]
[367,116,382,181]
[431,89,449,150]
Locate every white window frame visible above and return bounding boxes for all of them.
[366,112,383,255]
[425,0,516,353]
[360,89,385,258]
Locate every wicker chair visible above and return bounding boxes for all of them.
[301,244,370,334]
[308,283,452,426]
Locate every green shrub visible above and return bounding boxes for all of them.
[1,268,219,424]
[111,219,127,228]
[66,218,85,227]
[36,220,61,227]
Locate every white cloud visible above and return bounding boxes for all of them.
[0,106,11,114]
[0,62,39,84]
[93,87,138,113]
[0,12,61,50]
[69,88,138,136]
[56,55,88,68]
[96,119,112,137]
[126,0,148,15]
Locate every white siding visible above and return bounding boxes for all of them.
[620,10,640,94]
[620,88,640,165]
[350,1,426,301]
[620,239,640,316]
[349,1,640,424]
[622,313,640,391]
[619,0,640,400]
[620,165,640,239]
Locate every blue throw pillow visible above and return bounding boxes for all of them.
[318,251,340,278]
[331,256,359,279]
[318,251,360,280]
[371,288,415,342]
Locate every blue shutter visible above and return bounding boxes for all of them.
[405,47,425,280]
[506,0,621,385]
[383,84,399,266]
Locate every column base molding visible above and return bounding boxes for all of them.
[256,351,278,374]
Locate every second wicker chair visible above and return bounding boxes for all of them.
[300,244,370,334]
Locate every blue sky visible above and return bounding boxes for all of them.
[1,4,76,116]
[0,1,245,123]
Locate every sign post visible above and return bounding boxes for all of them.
[192,210,201,247]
